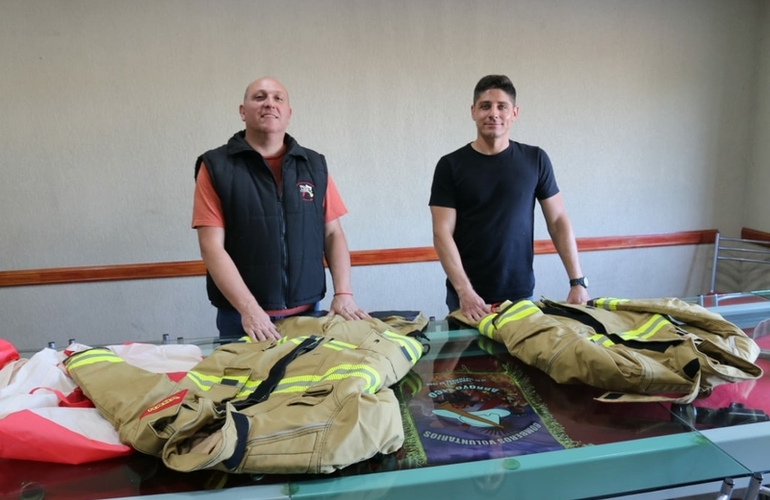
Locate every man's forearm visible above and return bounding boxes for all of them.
[324,231,353,294]
[433,233,473,294]
[201,244,260,314]
[548,218,583,279]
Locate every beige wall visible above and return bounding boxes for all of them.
[0,0,766,349]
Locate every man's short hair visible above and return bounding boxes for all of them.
[473,75,516,105]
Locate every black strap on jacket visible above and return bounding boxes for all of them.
[539,304,681,354]
[539,304,608,334]
[222,411,250,471]
[226,335,323,412]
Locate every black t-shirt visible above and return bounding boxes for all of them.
[429,141,559,303]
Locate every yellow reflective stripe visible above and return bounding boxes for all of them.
[322,339,357,351]
[187,351,388,401]
[478,313,498,338]
[270,364,382,394]
[592,298,629,310]
[186,370,223,386]
[185,371,257,392]
[380,331,422,363]
[184,372,217,391]
[320,364,380,393]
[235,384,261,398]
[66,350,124,370]
[330,339,357,349]
[287,331,423,361]
[619,314,670,340]
[278,338,356,352]
[277,374,318,385]
[588,315,670,347]
[317,365,380,394]
[478,301,539,338]
[272,376,322,395]
[285,336,353,351]
[226,379,263,399]
[588,333,615,346]
[225,364,385,401]
[640,315,670,339]
[495,302,540,329]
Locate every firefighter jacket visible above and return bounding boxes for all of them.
[64,314,428,474]
[449,297,762,403]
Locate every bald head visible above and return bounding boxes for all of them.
[240,76,293,137]
[243,77,290,104]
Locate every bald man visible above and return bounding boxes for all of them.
[192,77,368,342]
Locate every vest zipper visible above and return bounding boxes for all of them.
[279,194,288,309]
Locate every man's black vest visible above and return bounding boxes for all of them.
[195,132,328,311]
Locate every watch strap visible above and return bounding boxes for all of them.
[569,277,587,288]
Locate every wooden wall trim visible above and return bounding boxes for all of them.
[536,229,716,254]
[0,261,208,288]
[742,227,770,242]
[0,229,717,288]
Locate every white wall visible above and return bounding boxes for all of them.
[0,0,766,349]
[746,0,770,232]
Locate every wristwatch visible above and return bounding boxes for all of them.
[569,277,588,289]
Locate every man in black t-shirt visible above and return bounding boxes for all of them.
[429,75,589,321]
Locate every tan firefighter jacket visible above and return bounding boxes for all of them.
[64,314,427,474]
[449,297,762,403]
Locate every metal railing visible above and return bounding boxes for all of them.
[709,232,770,302]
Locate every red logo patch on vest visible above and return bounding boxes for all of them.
[297,182,315,201]
[141,389,188,419]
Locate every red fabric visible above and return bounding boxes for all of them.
[58,387,96,408]
[28,386,96,408]
[0,410,132,464]
[1,342,203,465]
[0,339,19,369]
[166,371,188,382]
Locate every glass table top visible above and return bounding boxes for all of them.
[3,296,770,500]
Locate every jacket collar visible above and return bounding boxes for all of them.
[226,131,307,160]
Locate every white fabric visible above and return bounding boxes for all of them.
[0,342,205,458]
